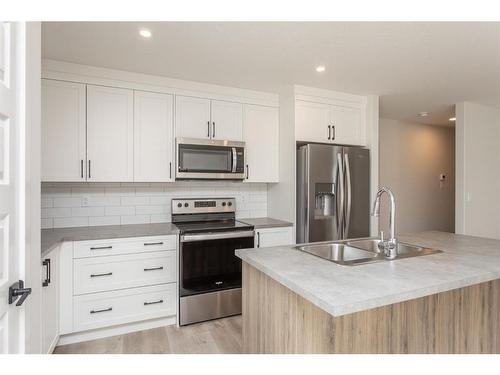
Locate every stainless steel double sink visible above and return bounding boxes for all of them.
[296,238,442,266]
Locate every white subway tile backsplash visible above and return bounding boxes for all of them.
[41,182,268,229]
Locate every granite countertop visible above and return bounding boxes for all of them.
[41,223,179,256]
[238,217,292,229]
[235,231,500,317]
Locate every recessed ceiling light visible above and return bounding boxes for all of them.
[449,117,456,122]
[315,65,326,73]
[139,29,152,38]
[418,112,429,117]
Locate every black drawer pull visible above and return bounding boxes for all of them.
[144,299,164,306]
[90,245,113,250]
[90,272,113,278]
[90,307,112,314]
[144,266,164,272]
[144,242,164,246]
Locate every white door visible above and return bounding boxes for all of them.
[210,100,242,141]
[175,95,211,139]
[0,22,27,354]
[134,91,174,182]
[87,85,134,182]
[295,100,331,143]
[243,104,279,183]
[330,104,365,146]
[41,79,86,181]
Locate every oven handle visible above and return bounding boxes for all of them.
[181,230,255,243]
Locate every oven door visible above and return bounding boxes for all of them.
[179,230,254,297]
[176,138,245,180]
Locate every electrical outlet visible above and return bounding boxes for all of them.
[82,195,90,207]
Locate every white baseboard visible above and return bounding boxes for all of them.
[56,316,176,346]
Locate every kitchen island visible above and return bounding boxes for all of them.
[235,231,500,354]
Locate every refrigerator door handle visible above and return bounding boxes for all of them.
[344,152,352,239]
[337,152,345,239]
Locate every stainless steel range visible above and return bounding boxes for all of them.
[172,198,254,326]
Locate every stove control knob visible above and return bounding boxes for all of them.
[228,201,232,207]
[184,203,189,208]
[177,203,182,208]
[222,202,226,207]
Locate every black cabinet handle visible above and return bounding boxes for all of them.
[88,160,91,179]
[207,121,210,138]
[144,266,164,272]
[90,272,113,278]
[257,232,261,248]
[144,299,164,306]
[42,258,51,287]
[90,245,112,250]
[332,125,335,140]
[169,162,172,179]
[328,125,331,140]
[81,160,84,179]
[90,307,112,314]
[246,165,249,180]
[212,121,216,138]
[144,242,164,246]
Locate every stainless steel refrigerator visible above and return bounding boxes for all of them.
[296,144,370,243]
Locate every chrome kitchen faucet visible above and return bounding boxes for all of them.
[371,187,397,259]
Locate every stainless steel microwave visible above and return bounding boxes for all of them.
[176,138,246,180]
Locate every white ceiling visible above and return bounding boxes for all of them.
[42,22,500,126]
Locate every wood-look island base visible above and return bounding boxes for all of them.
[242,263,500,354]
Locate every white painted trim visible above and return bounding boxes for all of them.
[455,102,465,234]
[57,316,176,346]
[294,85,367,107]
[42,59,279,107]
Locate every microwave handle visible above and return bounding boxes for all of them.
[231,147,237,173]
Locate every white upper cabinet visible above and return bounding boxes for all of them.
[295,99,366,146]
[295,100,331,144]
[175,96,211,139]
[134,91,174,182]
[42,79,86,181]
[175,96,243,141]
[210,100,243,141]
[243,104,279,183]
[86,85,134,182]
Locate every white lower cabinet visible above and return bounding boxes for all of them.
[255,226,294,248]
[73,283,176,332]
[41,246,60,354]
[59,235,178,343]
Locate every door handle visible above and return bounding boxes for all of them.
[344,153,352,238]
[207,121,210,138]
[337,152,345,239]
[42,258,51,287]
[81,160,84,179]
[328,125,331,140]
[90,245,112,250]
[88,160,91,179]
[246,164,249,180]
[8,280,32,306]
[169,162,172,179]
[144,300,164,306]
[90,307,112,314]
[212,121,216,138]
[144,242,164,246]
[331,125,335,140]
[143,266,164,272]
[90,272,113,278]
[257,232,261,248]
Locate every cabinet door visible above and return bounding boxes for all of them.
[330,105,365,146]
[210,100,243,141]
[41,79,86,181]
[243,104,279,182]
[41,248,59,354]
[87,85,134,182]
[295,100,331,143]
[134,91,174,182]
[256,227,294,248]
[175,95,211,139]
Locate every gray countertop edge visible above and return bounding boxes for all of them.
[238,217,293,229]
[236,250,500,317]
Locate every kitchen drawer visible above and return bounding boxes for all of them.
[74,235,176,258]
[74,251,176,295]
[73,283,176,332]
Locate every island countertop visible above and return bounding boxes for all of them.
[235,231,500,317]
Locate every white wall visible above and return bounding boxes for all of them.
[379,118,455,235]
[41,182,268,229]
[455,102,500,238]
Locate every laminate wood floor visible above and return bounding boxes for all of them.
[54,316,242,354]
